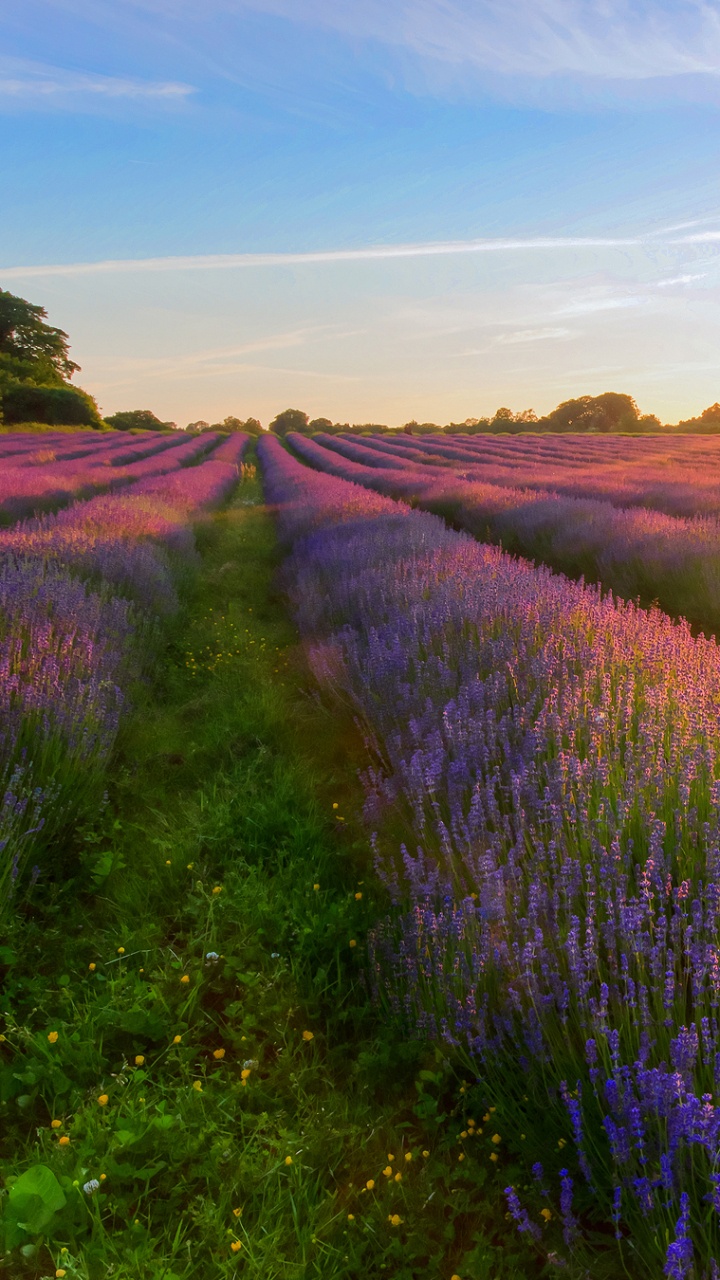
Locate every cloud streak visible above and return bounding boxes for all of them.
[236,0,720,83]
[0,60,194,101]
[0,234,649,280]
[3,224,720,279]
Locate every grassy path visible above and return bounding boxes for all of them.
[1,469,536,1280]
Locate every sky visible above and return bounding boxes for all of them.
[3,2,720,426]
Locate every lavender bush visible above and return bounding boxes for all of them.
[0,434,242,919]
[260,434,720,1276]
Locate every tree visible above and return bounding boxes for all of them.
[3,383,102,427]
[0,289,80,385]
[493,407,515,422]
[544,393,639,433]
[308,417,334,433]
[214,416,263,436]
[269,408,309,437]
[105,409,175,431]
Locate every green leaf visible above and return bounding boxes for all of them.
[3,1165,66,1247]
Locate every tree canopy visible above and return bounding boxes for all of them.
[105,409,176,431]
[269,408,309,437]
[0,289,80,385]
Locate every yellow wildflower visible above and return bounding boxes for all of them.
[313,883,320,891]
[213,1048,226,1059]
[491,1133,501,1145]
[230,1241,242,1253]
[173,1034,182,1044]
[98,1094,109,1107]
[347,1213,355,1221]
[285,1156,293,1166]
[388,1153,395,1161]
[88,963,96,971]
[349,939,357,948]
[100,1174,107,1181]
[382,1166,392,1178]
[354,892,363,900]
[404,1152,412,1162]
[366,1179,375,1190]
[302,1030,314,1042]
[47,1031,58,1044]
[489,1152,498,1163]
[117,947,125,955]
[422,1150,429,1158]
[134,1055,145,1066]
[56,1271,67,1278]
[192,1081,203,1092]
[180,974,190,984]
[332,803,339,809]
[394,1171,402,1182]
[212,886,223,895]
[241,1068,251,1081]
[50,1119,62,1129]
[58,1136,70,1147]
[541,1208,552,1222]
[232,1207,242,1217]
[388,1214,402,1226]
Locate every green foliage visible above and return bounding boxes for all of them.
[104,409,175,432]
[0,472,537,1279]
[0,290,79,383]
[269,408,309,437]
[1,384,102,427]
[209,416,264,435]
[543,392,640,433]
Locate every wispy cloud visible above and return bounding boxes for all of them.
[656,273,708,287]
[0,234,648,280]
[495,326,573,345]
[0,59,194,102]
[236,0,720,83]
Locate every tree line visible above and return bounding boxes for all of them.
[3,287,720,435]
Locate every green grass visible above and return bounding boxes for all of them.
[0,469,540,1280]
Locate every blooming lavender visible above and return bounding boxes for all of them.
[0,431,243,918]
[259,434,720,1272]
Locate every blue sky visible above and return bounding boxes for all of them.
[3,1,720,425]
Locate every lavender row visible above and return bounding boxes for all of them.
[0,431,218,526]
[260,434,720,1275]
[1,440,243,916]
[290,433,720,639]
[340,431,720,519]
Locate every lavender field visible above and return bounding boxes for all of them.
[0,427,246,918]
[6,423,720,1279]
[261,430,720,1277]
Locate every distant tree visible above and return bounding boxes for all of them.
[493,407,515,422]
[269,408,309,437]
[308,417,334,433]
[3,383,102,427]
[545,393,639,433]
[106,409,174,431]
[211,415,263,435]
[675,402,720,433]
[403,420,418,434]
[516,408,538,423]
[636,413,663,433]
[0,289,80,385]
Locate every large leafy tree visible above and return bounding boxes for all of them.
[269,408,309,437]
[0,289,80,385]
